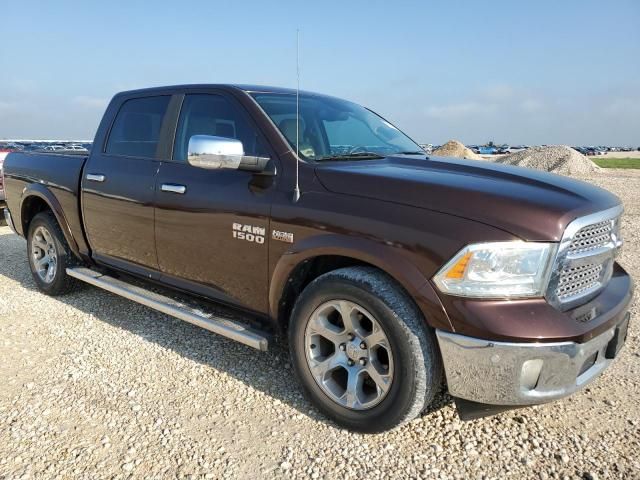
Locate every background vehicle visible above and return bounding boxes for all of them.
[64,144,89,152]
[61,144,90,154]
[478,145,498,154]
[40,145,66,152]
[2,84,633,432]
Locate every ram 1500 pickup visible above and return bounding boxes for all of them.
[2,85,633,432]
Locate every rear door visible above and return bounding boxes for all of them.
[82,95,171,275]
[154,91,277,312]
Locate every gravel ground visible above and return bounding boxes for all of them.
[432,140,483,160]
[495,146,600,176]
[1,170,639,479]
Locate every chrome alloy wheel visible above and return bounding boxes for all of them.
[304,300,394,410]
[31,226,58,283]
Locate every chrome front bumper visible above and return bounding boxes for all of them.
[436,313,630,406]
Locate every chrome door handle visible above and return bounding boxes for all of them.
[161,184,187,194]
[86,174,105,182]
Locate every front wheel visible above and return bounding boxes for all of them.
[27,211,80,296]
[289,266,442,432]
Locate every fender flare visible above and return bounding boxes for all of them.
[269,233,453,331]
[19,184,81,258]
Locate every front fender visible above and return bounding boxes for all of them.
[269,233,454,332]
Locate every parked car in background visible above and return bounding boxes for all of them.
[0,143,22,152]
[478,145,498,155]
[64,144,90,153]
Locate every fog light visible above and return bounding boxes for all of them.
[578,352,598,377]
[521,359,544,390]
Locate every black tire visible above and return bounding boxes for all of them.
[289,266,442,433]
[27,211,81,296]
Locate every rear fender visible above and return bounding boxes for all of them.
[19,184,81,259]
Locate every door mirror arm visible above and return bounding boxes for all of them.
[239,156,276,175]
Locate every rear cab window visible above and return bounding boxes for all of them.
[105,96,170,158]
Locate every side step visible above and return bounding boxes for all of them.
[66,267,269,351]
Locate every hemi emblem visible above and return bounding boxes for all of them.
[272,230,294,243]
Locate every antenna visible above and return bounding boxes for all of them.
[293,29,301,203]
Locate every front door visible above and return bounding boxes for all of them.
[154,93,276,312]
[82,95,171,274]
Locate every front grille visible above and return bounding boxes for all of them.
[547,206,623,310]
[556,263,603,300]
[568,220,613,255]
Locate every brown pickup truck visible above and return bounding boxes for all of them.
[2,85,633,432]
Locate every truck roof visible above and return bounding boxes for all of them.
[114,84,328,98]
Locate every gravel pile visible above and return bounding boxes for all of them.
[0,171,639,478]
[495,145,601,175]
[432,140,483,160]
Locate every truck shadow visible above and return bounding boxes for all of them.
[0,230,452,430]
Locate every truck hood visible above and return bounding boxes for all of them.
[314,155,621,241]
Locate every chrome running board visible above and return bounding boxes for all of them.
[66,267,269,351]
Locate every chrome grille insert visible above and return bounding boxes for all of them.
[557,263,603,299]
[568,220,613,255]
[546,205,623,310]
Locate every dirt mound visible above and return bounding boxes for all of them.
[495,146,601,176]
[432,140,483,160]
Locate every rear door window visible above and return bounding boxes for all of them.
[106,96,170,158]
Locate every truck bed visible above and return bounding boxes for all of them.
[3,151,89,255]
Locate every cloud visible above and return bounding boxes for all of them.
[0,101,19,112]
[603,97,640,116]
[483,84,517,100]
[424,84,547,121]
[425,102,494,119]
[521,98,544,112]
[0,96,103,139]
[413,83,640,145]
[72,96,109,109]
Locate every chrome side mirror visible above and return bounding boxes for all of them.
[187,135,244,170]
[187,135,273,174]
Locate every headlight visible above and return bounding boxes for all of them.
[433,242,557,298]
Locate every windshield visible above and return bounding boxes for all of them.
[251,93,423,161]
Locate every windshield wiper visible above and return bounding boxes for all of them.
[395,150,426,155]
[315,152,386,161]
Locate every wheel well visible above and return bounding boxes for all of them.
[21,196,52,234]
[277,255,376,334]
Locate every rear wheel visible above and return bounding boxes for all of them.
[289,266,442,432]
[27,211,80,296]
